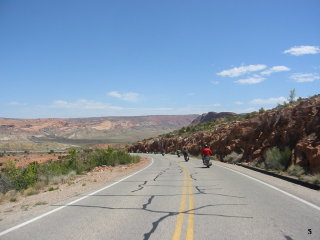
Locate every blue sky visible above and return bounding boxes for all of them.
[1,0,319,118]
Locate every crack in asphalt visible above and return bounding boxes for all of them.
[131,181,148,192]
[153,167,170,181]
[142,195,155,209]
[143,212,173,240]
[56,203,251,239]
[195,186,205,194]
[190,173,197,181]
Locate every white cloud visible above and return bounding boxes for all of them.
[235,101,244,105]
[51,99,123,110]
[290,73,320,82]
[261,66,291,75]
[284,45,320,56]
[250,97,287,105]
[8,101,27,106]
[107,91,140,102]
[211,81,220,84]
[217,64,267,77]
[235,75,266,84]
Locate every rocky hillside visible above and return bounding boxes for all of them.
[190,112,237,125]
[0,115,198,151]
[128,96,320,174]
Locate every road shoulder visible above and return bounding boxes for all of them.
[212,160,320,207]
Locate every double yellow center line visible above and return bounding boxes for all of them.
[172,164,194,240]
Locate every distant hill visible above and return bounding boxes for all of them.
[190,112,237,125]
[0,115,198,151]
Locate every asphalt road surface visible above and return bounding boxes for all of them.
[1,154,320,240]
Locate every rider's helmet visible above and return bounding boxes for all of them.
[204,144,208,148]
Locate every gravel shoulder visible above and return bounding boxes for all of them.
[212,160,320,207]
[0,157,150,232]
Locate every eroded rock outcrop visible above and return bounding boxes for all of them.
[129,97,320,173]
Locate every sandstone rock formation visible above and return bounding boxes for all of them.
[128,96,320,173]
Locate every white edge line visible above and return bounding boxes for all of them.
[0,157,154,237]
[214,163,320,211]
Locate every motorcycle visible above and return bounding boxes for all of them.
[202,156,212,168]
[184,155,189,162]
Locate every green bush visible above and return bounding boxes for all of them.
[1,148,140,193]
[265,147,291,171]
[3,161,37,191]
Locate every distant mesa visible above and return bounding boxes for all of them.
[0,115,198,151]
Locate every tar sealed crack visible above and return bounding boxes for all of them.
[190,174,197,181]
[153,167,170,181]
[142,195,155,209]
[143,212,174,240]
[195,186,205,194]
[131,181,148,192]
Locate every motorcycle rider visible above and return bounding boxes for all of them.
[176,149,181,157]
[181,147,189,161]
[201,144,213,167]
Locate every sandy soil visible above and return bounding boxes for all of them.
[0,157,150,231]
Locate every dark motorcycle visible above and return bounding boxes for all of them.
[202,156,212,168]
[184,155,189,162]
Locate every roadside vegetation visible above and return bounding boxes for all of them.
[0,147,140,198]
[249,147,320,185]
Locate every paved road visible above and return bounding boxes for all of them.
[1,154,320,240]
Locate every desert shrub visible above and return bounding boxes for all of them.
[256,162,266,169]
[265,147,291,171]
[301,174,320,185]
[3,161,29,190]
[34,201,47,206]
[0,148,140,193]
[313,174,320,184]
[48,187,58,191]
[223,151,243,164]
[23,187,39,196]
[0,173,13,193]
[259,108,265,113]
[287,165,305,177]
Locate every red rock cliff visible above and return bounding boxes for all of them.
[128,97,320,173]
